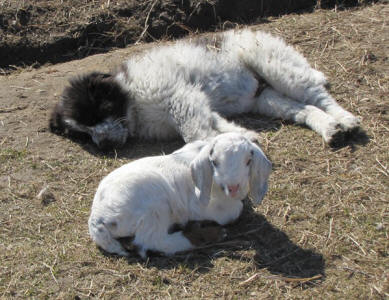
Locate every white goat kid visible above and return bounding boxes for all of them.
[88,133,272,258]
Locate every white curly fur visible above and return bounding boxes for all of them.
[88,132,272,258]
[116,29,359,143]
[54,28,361,149]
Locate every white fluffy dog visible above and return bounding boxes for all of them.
[50,28,361,149]
[88,133,272,257]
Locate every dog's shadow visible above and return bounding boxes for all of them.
[101,200,325,285]
[64,114,369,159]
[330,127,370,152]
[65,115,282,159]
[234,114,370,151]
[64,131,186,159]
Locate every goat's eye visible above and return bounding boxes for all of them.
[211,159,218,168]
[246,159,252,166]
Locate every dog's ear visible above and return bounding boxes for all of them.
[190,143,213,206]
[86,73,113,102]
[249,142,272,205]
[85,72,128,121]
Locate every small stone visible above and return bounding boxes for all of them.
[375,223,384,231]
[37,186,56,206]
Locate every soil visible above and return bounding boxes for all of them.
[0,0,375,72]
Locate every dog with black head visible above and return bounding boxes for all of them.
[50,29,362,150]
[50,72,131,150]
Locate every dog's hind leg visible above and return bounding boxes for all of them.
[298,85,360,132]
[233,30,360,134]
[254,87,344,146]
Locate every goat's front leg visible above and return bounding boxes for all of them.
[255,87,344,146]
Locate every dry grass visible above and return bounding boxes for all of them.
[0,2,388,299]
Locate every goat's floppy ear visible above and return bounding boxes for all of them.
[190,144,213,206]
[249,142,272,205]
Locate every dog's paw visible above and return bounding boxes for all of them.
[338,115,361,132]
[243,130,261,145]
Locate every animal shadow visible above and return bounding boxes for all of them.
[231,201,325,280]
[56,129,186,159]
[50,113,368,158]
[51,114,282,159]
[330,127,370,151]
[216,201,325,281]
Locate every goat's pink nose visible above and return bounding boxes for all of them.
[227,184,240,196]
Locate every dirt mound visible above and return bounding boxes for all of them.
[0,0,375,72]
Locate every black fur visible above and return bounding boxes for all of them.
[49,72,128,137]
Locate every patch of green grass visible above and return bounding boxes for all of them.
[0,148,28,162]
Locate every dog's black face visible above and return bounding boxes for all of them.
[49,72,130,150]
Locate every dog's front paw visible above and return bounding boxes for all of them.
[243,130,261,145]
[328,130,347,148]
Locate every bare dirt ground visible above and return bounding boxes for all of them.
[0,0,372,72]
[0,2,388,299]
[0,0,317,71]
